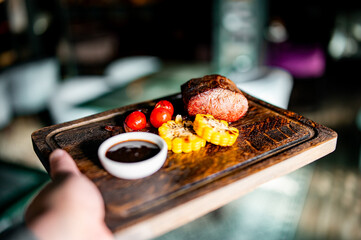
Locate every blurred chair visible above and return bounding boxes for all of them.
[0,58,59,129]
[7,58,59,115]
[49,56,161,124]
[229,66,293,109]
[0,74,12,129]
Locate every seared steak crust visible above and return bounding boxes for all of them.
[181,74,248,122]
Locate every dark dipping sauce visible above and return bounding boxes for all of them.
[106,140,161,163]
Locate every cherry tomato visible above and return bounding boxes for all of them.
[155,100,174,116]
[125,111,147,130]
[150,108,172,128]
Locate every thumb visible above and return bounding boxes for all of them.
[49,149,81,179]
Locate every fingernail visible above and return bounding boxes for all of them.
[50,149,65,161]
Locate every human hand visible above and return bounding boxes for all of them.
[25,149,114,240]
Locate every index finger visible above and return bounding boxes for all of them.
[49,149,81,179]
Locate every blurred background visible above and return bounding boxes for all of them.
[1,0,361,239]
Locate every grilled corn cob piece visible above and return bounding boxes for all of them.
[193,114,239,146]
[158,115,206,153]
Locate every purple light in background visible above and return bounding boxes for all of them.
[267,43,326,79]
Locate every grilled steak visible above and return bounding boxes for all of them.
[181,74,248,122]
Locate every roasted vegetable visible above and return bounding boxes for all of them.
[125,111,147,130]
[193,114,239,146]
[158,115,206,153]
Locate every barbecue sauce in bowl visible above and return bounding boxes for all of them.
[106,140,161,163]
[98,132,167,179]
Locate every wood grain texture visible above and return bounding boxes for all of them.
[31,92,337,239]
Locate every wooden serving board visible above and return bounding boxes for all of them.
[32,93,337,239]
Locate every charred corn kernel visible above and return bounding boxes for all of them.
[158,115,206,153]
[193,114,239,146]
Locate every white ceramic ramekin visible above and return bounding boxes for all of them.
[98,132,167,180]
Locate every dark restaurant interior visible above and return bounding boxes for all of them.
[1,0,361,239]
